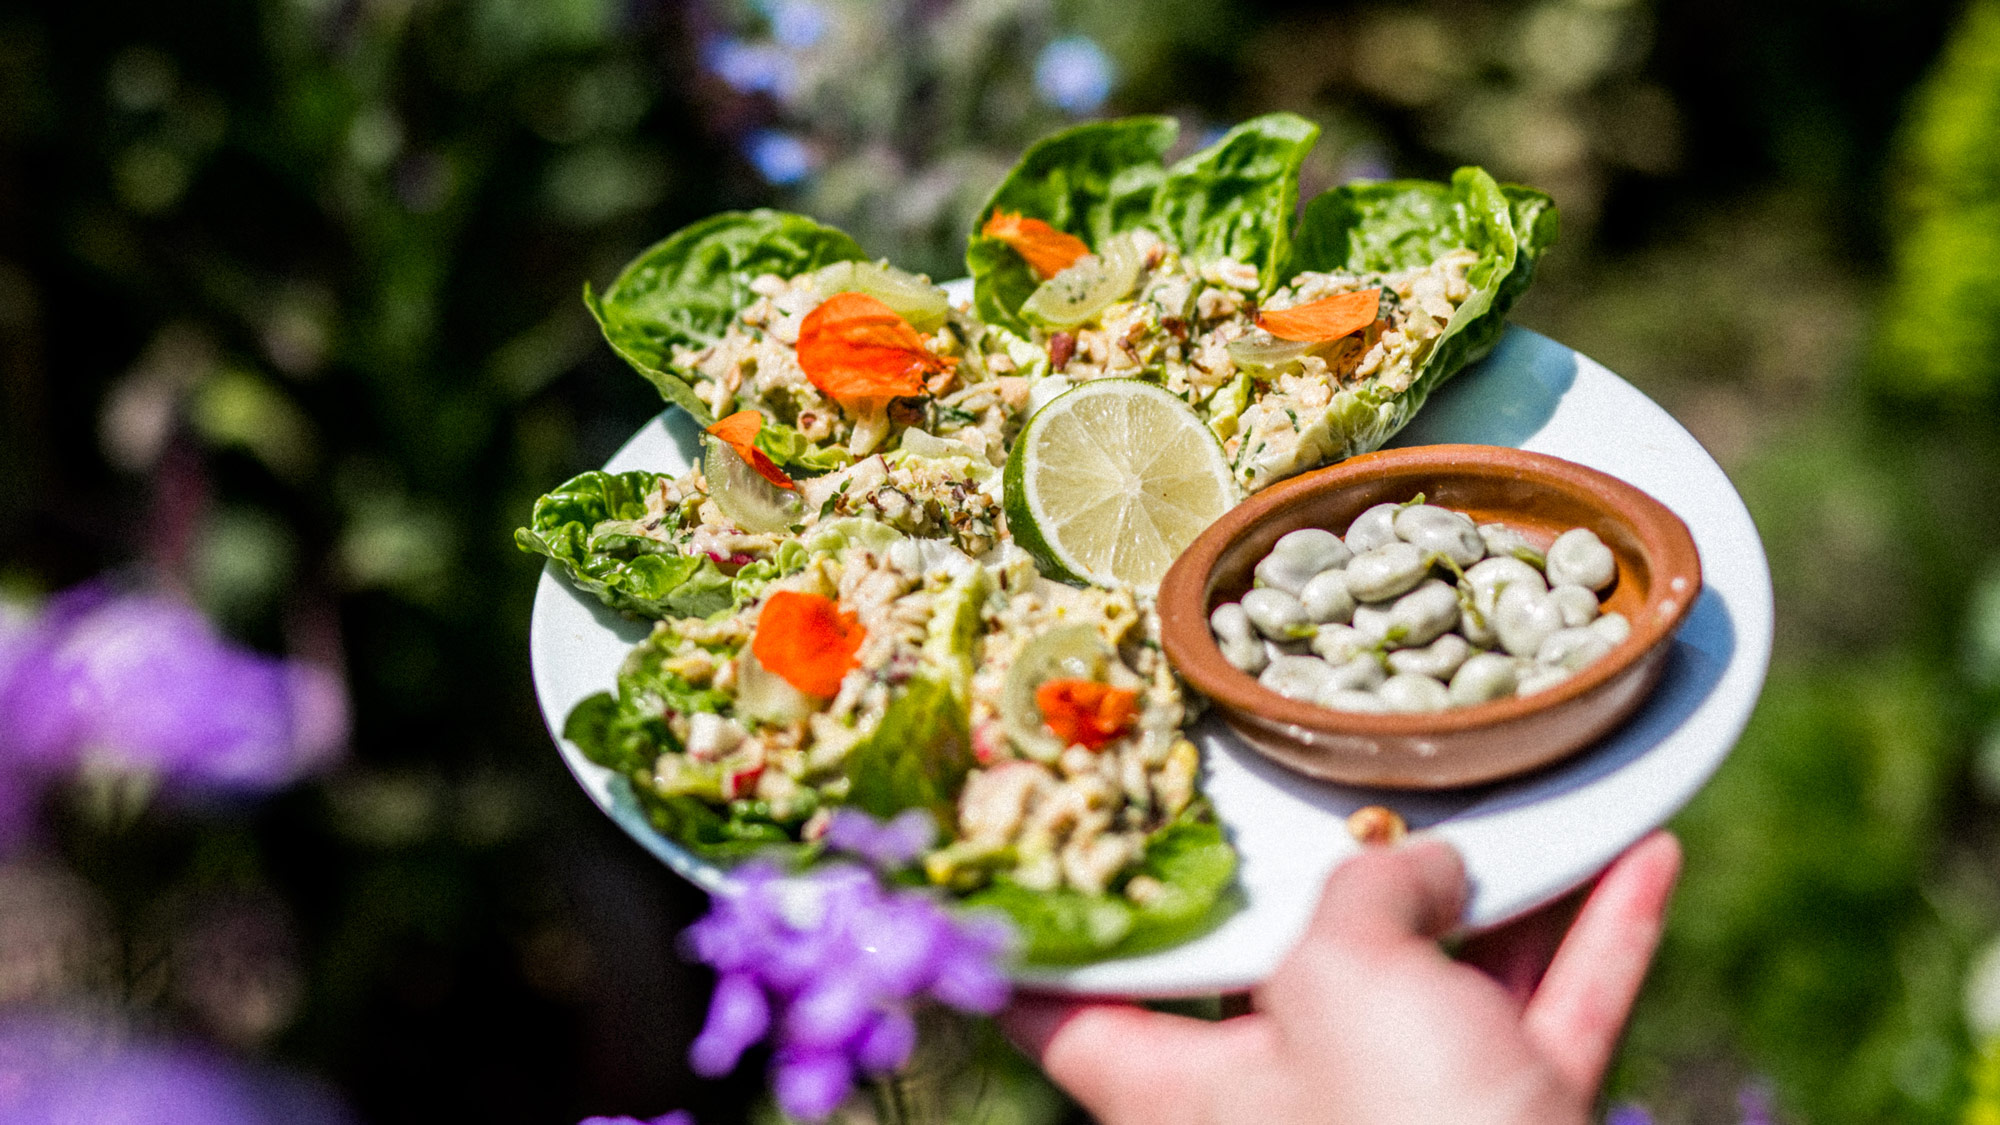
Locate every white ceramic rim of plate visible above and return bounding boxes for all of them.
[528,306,1772,998]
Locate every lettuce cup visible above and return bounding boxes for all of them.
[562,528,1234,965]
[965,115,1558,494]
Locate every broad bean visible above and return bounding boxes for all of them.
[1537,627,1615,671]
[1590,612,1632,646]
[1211,601,1268,674]
[1388,633,1472,680]
[1387,579,1461,647]
[1259,528,1351,592]
[1478,523,1545,567]
[1300,568,1356,624]
[1344,503,1401,554]
[1546,528,1616,591]
[1324,654,1387,693]
[1465,557,1547,610]
[1241,587,1313,642]
[1260,655,1337,701]
[1516,663,1573,697]
[1379,673,1451,713]
[1394,505,1484,568]
[1493,583,1565,658]
[1309,623,1369,664]
[1448,652,1520,706]
[1344,541,1429,602]
[1549,584,1600,628]
[1351,604,1395,646]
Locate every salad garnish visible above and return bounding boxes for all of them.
[797,292,955,402]
[1035,678,1139,751]
[979,211,1090,278]
[751,590,865,698]
[705,410,797,490]
[1256,288,1383,342]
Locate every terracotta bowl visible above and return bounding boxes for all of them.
[1158,444,1702,789]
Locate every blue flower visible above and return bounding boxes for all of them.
[1034,36,1115,115]
[704,37,796,98]
[745,130,816,186]
[768,0,828,49]
[1604,1105,1655,1125]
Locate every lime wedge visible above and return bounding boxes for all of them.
[705,435,802,535]
[1004,379,1240,590]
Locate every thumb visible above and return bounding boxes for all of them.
[1303,835,1469,954]
[999,995,1264,1125]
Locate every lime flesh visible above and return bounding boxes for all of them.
[1004,379,1240,590]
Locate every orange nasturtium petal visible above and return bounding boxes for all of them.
[1035,679,1139,751]
[981,210,1090,279]
[751,590,866,698]
[705,410,796,491]
[796,292,952,404]
[1256,289,1384,343]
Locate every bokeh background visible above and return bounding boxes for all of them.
[5,0,2000,1120]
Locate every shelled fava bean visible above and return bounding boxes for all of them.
[1210,500,1630,713]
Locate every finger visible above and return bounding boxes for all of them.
[998,995,1264,1125]
[1522,831,1682,1097]
[1458,885,1586,1003]
[1303,835,1468,954]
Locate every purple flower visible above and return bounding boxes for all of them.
[1737,1081,1776,1125]
[578,1114,693,1125]
[689,973,770,1077]
[1605,1105,1655,1125]
[823,807,934,868]
[0,1010,355,1125]
[744,130,815,186]
[1034,36,1114,115]
[0,586,347,848]
[681,861,1014,1121]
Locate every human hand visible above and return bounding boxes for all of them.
[1000,831,1681,1125]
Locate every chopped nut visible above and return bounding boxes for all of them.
[1048,331,1076,371]
[1346,805,1407,847]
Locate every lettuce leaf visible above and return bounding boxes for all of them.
[966,117,1179,335]
[755,417,853,475]
[515,469,737,619]
[631,789,807,863]
[968,114,1324,332]
[1149,113,1320,294]
[564,619,811,862]
[963,810,1238,965]
[1281,167,1559,460]
[583,210,867,423]
[843,675,974,827]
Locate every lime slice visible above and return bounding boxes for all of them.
[705,435,803,535]
[999,624,1115,762]
[813,261,951,331]
[1021,233,1143,330]
[1004,379,1240,589]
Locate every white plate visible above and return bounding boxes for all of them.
[529,322,1773,997]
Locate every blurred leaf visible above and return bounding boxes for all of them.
[189,366,319,480]
[1876,0,2000,398]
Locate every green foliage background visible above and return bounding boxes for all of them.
[3,0,2000,1121]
